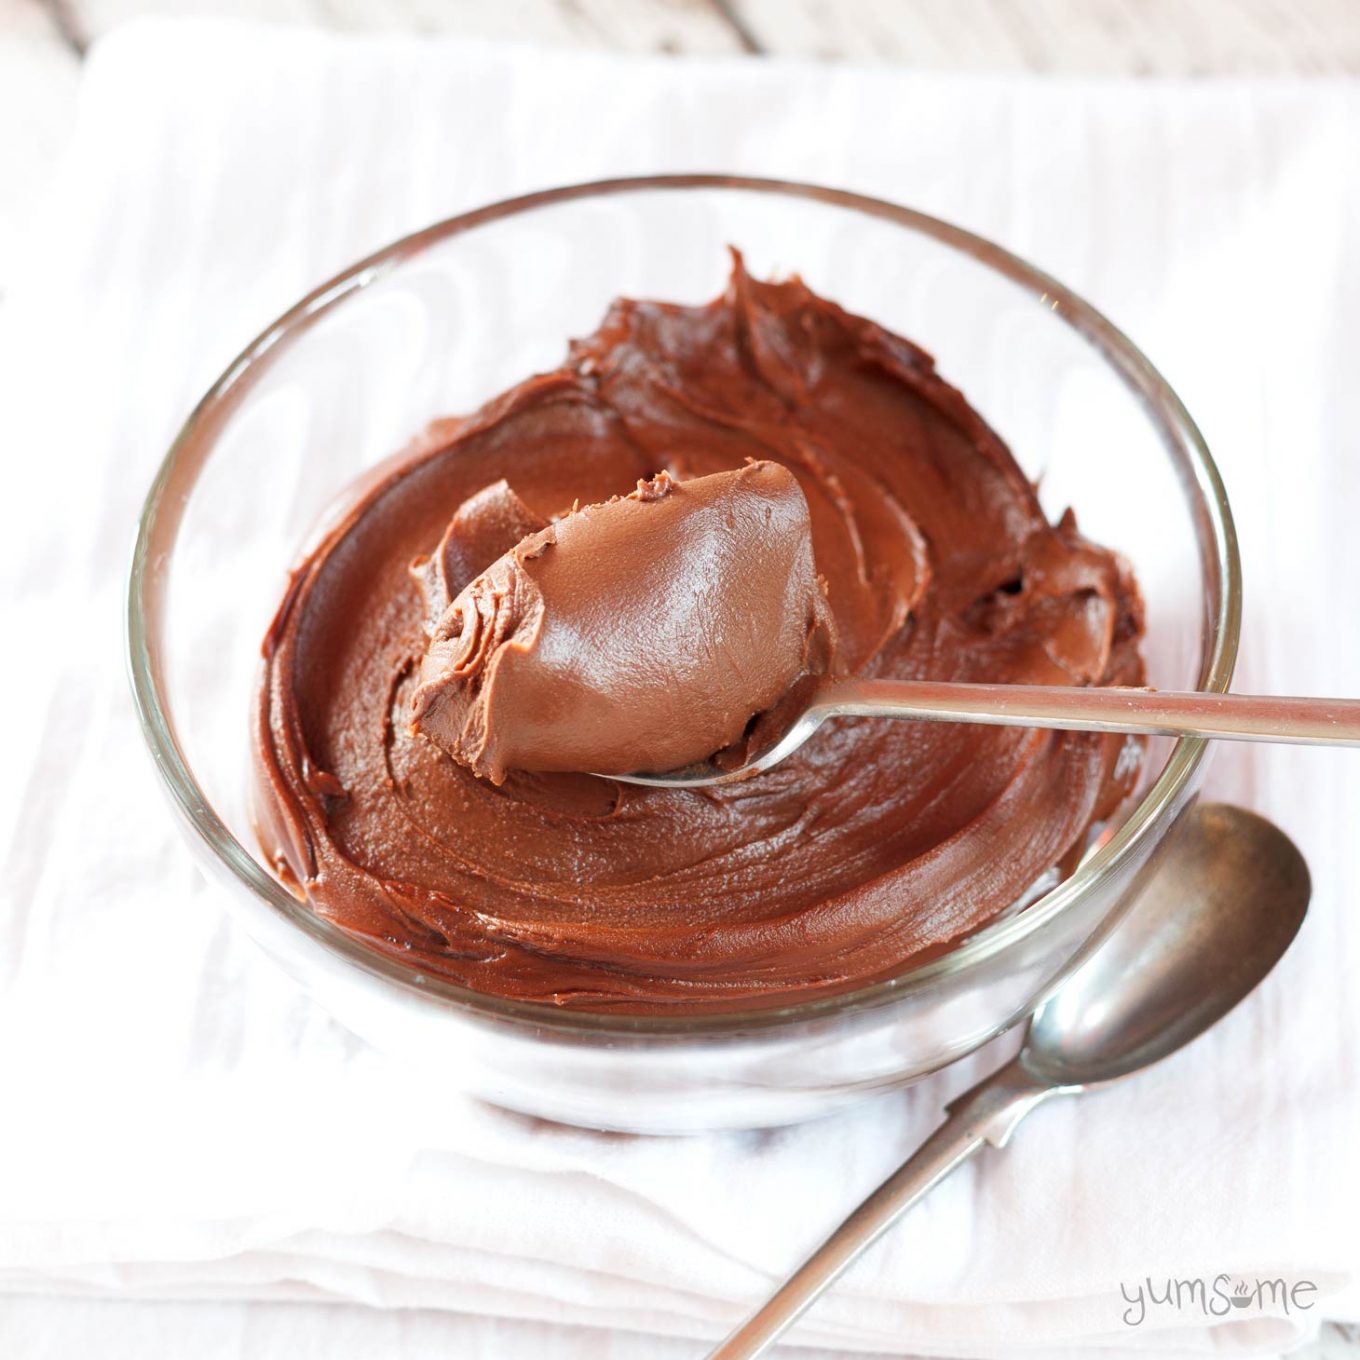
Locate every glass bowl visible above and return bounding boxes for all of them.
[127,176,1239,1133]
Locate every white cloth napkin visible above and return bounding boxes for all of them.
[3,20,1360,1359]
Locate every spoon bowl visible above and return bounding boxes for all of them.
[1023,802,1310,1087]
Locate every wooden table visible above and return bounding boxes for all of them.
[1,1,1357,1355]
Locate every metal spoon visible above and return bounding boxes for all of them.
[616,680,1360,788]
[705,802,1310,1360]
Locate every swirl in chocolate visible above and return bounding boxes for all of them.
[254,257,1145,1014]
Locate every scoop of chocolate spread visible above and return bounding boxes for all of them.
[409,462,836,782]
[252,255,1145,1014]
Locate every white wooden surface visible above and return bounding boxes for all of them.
[733,0,1360,71]
[23,0,1360,68]
[2,1,1358,1355]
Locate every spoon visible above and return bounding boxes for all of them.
[705,802,1310,1360]
[615,680,1360,788]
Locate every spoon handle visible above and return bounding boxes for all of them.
[704,1059,1060,1360]
[821,680,1360,746]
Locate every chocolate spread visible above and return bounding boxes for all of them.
[410,462,837,782]
[254,257,1145,1014]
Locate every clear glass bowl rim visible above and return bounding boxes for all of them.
[126,173,1242,1037]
